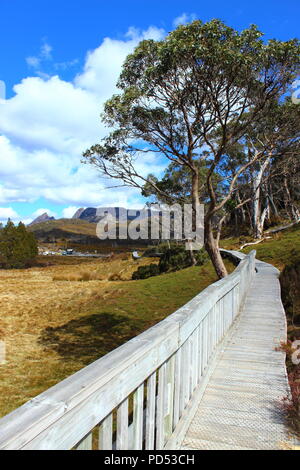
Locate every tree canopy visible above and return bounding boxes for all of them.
[83,19,300,278]
[0,220,38,269]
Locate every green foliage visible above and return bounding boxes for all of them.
[280,260,300,330]
[133,243,209,279]
[0,220,38,269]
[132,263,160,280]
[159,245,208,273]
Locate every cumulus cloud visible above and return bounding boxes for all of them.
[173,13,197,27]
[75,26,165,99]
[0,207,19,220]
[62,206,80,218]
[0,25,167,214]
[31,208,57,218]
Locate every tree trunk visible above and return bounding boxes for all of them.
[237,191,246,224]
[283,175,300,221]
[204,218,228,279]
[189,170,200,266]
[192,168,227,278]
[252,157,271,239]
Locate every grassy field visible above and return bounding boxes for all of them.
[0,252,234,418]
[221,223,300,270]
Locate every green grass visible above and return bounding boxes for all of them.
[221,223,300,270]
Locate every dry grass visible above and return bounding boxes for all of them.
[51,254,158,282]
[0,253,234,419]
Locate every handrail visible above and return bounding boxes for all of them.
[0,250,256,450]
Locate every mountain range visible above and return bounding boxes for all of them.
[30,207,153,226]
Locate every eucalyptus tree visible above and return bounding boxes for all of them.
[240,99,300,238]
[83,19,300,278]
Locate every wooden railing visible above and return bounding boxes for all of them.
[0,250,256,450]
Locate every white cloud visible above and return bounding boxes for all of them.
[0,207,19,220]
[31,208,57,218]
[173,13,197,28]
[26,41,53,71]
[26,56,41,68]
[0,207,33,226]
[0,25,167,212]
[40,42,53,60]
[75,26,165,99]
[62,206,80,218]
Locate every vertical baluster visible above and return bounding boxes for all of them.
[193,327,199,390]
[156,363,166,450]
[132,384,144,450]
[99,413,113,450]
[231,288,234,323]
[224,293,228,333]
[204,315,208,372]
[145,372,156,450]
[218,297,222,340]
[173,348,181,428]
[186,337,192,403]
[77,432,93,450]
[222,296,225,339]
[164,355,175,441]
[198,322,203,382]
[189,331,195,393]
[213,304,218,351]
[226,293,230,332]
[201,317,206,375]
[179,341,187,416]
[117,399,129,450]
[208,308,213,360]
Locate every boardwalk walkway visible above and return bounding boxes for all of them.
[181,257,290,450]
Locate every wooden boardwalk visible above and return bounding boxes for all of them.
[0,251,292,450]
[181,257,290,450]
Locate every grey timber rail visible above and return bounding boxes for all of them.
[0,250,289,450]
[180,251,289,450]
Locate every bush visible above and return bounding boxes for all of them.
[132,244,208,279]
[159,245,208,274]
[0,220,38,269]
[132,264,160,280]
[280,260,300,328]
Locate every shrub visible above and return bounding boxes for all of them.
[159,245,208,274]
[132,245,209,279]
[132,264,160,280]
[280,261,300,327]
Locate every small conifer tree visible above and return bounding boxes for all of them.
[0,220,38,268]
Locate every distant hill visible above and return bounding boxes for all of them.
[29,212,55,226]
[27,218,149,248]
[28,218,98,242]
[28,207,163,247]
[72,206,152,223]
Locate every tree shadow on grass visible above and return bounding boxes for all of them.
[38,312,148,366]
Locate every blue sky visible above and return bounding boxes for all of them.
[0,0,299,224]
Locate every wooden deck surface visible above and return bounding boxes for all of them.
[181,259,291,450]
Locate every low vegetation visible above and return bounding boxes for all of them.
[0,251,234,418]
[132,244,209,279]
